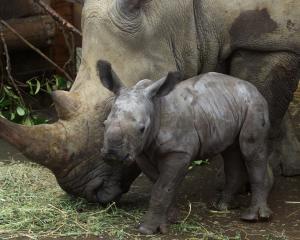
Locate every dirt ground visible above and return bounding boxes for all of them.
[118,159,300,240]
[2,137,299,240]
[38,159,300,240]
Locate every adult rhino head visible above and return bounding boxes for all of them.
[1,0,192,203]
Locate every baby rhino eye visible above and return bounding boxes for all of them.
[139,125,145,134]
[103,120,108,127]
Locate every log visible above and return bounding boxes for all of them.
[10,50,55,79]
[0,0,51,20]
[1,15,56,50]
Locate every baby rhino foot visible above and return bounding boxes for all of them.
[138,213,169,235]
[210,196,239,211]
[210,200,230,211]
[241,205,273,221]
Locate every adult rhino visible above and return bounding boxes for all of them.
[0,0,300,203]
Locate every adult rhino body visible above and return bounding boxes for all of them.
[0,0,300,202]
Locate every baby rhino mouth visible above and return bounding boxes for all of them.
[101,147,134,166]
[122,153,135,166]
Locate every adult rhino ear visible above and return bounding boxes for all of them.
[64,0,85,5]
[117,0,151,14]
[97,60,125,95]
[145,71,183,99]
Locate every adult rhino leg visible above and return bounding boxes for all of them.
[230,50,300,176]
[277,112,300,176]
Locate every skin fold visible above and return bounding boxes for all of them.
[99,60,274,234]
[0,0,299,203]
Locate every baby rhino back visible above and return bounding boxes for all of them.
[179,72,269,158]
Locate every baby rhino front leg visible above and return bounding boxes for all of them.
[138,152,190,235]
[239,107,273,221]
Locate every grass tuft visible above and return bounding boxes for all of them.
[0,162,143,240]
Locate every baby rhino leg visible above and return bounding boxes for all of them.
[239,105,273,221]
[212,144,248,211]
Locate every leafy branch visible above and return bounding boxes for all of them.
[0,1,80,125]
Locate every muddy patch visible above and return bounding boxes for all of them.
[230,8,278,45]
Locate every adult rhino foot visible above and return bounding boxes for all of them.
[270,113,300,176]
[241,205,272,221]
[167,205,180,224]
[137,222,168,235]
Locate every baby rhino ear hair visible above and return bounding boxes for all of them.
[64,0,85,5]
[97,60,125,95]
[145,71,183,99]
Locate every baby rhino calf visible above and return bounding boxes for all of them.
[98,60,273,235]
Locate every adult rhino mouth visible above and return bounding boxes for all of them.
[97,160,142,204]
[96,178,123,204]
[95,163,131,204]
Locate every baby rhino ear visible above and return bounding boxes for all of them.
[97,60,125,95]
[145,71,183,99]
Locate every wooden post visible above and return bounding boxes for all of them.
[1,15,56,50]
[0,0,51,20]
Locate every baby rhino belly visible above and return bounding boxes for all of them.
[193,101,243,158]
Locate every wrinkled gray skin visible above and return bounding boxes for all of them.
[0,0,299,204]
[99,60,274,234]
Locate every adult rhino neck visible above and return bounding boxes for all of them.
[192,0,222,73]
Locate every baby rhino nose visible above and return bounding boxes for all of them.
[106,127,123,147]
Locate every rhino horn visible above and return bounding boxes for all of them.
[0,117,66,171]
[51,90,81,120]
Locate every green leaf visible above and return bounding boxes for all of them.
[193,159,209,166]
[27,79,34,95]
[27,78,41,95]
[10,112,15,120]
[23,117,33,126]
[0,93,6,103]
[4,87,19,100]
[0,111,5,118]
[0,98,10,108]
[67,81,72,89]
[16,106,26,116]
[46,82,52,94]
[34,80,41,95]
[54,75,68,90]
[31,115,49,125]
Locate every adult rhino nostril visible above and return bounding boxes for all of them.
[122,154,130,162]
[100,148,108,159]
[96,180,122,204]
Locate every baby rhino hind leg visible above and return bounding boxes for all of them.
[211,144,248,211]
[239,104,273,221]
